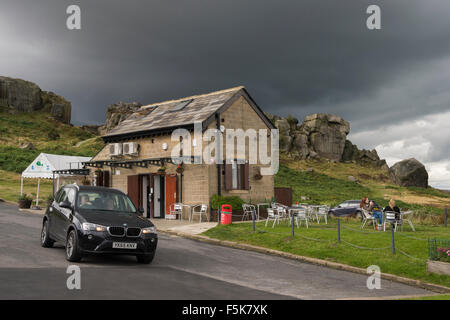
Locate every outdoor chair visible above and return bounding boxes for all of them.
[275,205,288,222]
[242,204,256,221]
[191,204,209,223]
[289,208,308,228]
[168,203,183,220]
[361,208,377,229]
[306,206,317,223]
[383,211,398,232]
[265,208,282,228]
[399,210,416,232]
[315,206,329,224]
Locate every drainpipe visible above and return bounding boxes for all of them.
[216,112,221,196]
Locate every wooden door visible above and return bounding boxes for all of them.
[165,175,177,216]
[274,187,292,206]
[127,175,140,209]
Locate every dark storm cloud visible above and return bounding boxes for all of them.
[1,1,450,133]
[1,0,450,125]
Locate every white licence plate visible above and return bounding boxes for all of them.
[112,242,137,249]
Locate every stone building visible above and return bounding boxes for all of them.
[84,87,276,219]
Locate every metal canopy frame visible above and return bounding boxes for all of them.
[51,168,90,196]
[82,156,199,170]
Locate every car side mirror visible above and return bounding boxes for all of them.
[337,205,341,208]
[59,201,72,209]
[137,207,144,215]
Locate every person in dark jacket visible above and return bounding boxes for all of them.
[383,199,400,221]
[369,200,383,229]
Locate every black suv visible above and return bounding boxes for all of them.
[41,185,158,264]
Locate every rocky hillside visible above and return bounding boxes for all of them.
[0,76,71,123]
[0,75,429,188]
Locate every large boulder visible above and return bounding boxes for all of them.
[0,76,41,112]
[291,132,310,159]
[302,114,350,161]
[388,158,428,188]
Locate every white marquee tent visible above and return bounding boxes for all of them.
[21,153,92,206]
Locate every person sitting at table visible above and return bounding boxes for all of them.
[383,199,400,221]
[369,200,383,230]
[360,197,370,211]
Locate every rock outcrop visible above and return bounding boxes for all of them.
[302,114,349,161]
[388,158,428,188]
[342,140,389,170]
[266,112,388,168]
[0,76,41,112]
[40,91,72,124]
[104,101,143,132]
[0,76,72,124]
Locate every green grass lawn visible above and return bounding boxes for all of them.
[275,163,449,221]
[0,170,53,204]
[204,217,450,288]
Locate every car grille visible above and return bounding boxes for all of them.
[126,227,141,237]
[108,226,125,236]
[107,226,141,237]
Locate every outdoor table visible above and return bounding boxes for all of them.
[287,206,307,215]
[256,203,270,221]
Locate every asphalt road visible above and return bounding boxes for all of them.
[0,202,432,300]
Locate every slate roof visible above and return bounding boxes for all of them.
[103,86,273,141]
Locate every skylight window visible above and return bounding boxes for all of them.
[169,99,193,112]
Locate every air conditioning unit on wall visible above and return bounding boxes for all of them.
[122,142,139,155]
[109,143,122,156]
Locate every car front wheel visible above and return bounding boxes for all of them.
[41,220,54,248]
[136,251,155,264]
[66,230,82,262]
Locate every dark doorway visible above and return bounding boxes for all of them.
[151,174,165,218]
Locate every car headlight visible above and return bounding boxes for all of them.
[142,226,157,234]
[82,222,106,232]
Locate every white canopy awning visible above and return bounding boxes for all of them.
[21,153,92,179]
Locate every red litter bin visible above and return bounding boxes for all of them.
[220,204,232,225]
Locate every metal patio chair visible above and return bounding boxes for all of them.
[242,204,256,221]
[306,205,317,223]
[265,208,282,228]
[168,203,183,220]
[361,208,377,229]
[383,211,398,232]
[399,210,416,232]
[315,206,329,224]
[191,204,209,223]
[289,207,308,228]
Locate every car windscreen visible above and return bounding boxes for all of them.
[76,190,136,213]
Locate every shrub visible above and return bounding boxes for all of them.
[210,194,245,211]
[18,193,32,201]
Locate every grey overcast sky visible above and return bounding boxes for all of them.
[1,0,450,188]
